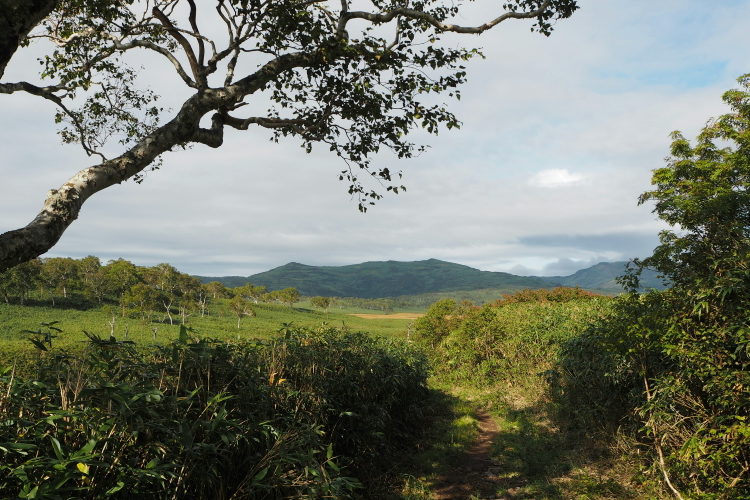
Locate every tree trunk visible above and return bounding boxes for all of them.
[0,49,324,272]
[164,299,173,325]
[0,0,58,79]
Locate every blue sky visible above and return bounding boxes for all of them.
[1,0,749,277]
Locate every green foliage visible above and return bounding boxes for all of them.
[559,76,750,497]
[554,292,670,432]
[437,298,611,385]
[228,294,255,328]
[309,295,333,312]
[233,283,267,304]
[265,327,430,472]
[0,259,41,305]
[493,286,602,305]
[17,0,579,212]
[442,305,506,370]
[413,299,466,349]
[0,324,429,498]
[241,259,557,298]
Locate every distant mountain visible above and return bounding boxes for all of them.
[196,275,254,288]
[546,261,668,292]
[196,259,669,298]
[245,259,556,298]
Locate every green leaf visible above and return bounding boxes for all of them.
[251,466,269,484]
[105,481,126,495]
[178,324,189,343]
[49,436,64,460]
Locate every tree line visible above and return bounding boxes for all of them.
[0,256,300,326]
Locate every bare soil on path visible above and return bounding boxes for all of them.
[348,313,424,319]
[433,410,501,499]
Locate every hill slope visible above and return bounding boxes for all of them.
[196,259,668,298]
[244,259,557,298]
[547,261,667,292]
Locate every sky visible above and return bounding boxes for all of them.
[1,0,750,277]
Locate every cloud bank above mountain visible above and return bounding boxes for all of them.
[1,0,748,276]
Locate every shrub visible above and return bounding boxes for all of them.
[266,328,430,470]
[430,298,611,387]
[0,325,429,499]
[556,76,750,497]
[493,287,601,306]
[413,299,468,349]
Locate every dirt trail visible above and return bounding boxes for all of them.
[433,410,500,499]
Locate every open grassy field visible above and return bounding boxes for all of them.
[0,299,415,366]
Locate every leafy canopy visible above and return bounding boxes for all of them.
[26,0,578,207]
[636,74,750,295]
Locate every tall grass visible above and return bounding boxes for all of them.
[0,300,413,366]
[0,325,429,499]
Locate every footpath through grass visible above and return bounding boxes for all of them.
[1,292,672,498]
[391,295,669,499]
[391,373,662,500]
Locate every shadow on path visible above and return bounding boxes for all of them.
[432,409,500,499]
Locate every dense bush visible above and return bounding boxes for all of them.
[0,325,429,499]
[557,287,750,497]
[416,296,610,385]
[493,287,602,306]
[557,76,750,497]
[554,291,671,432]
[262,327,430,471]
[412,299,469,349]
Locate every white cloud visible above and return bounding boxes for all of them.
[1,0,749,276]
[528,169,586,188]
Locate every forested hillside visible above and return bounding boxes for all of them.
[197,259,668,297]
[199,259,556,297]
[550,261,667,291]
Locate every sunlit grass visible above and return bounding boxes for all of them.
[0,299,414,366]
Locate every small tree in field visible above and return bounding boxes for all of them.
[310,296,333,313]
[204,281,230,300]
[103,259,142,315]
[229,295,255,329]
[276,288,300,308]
[235,284,268,304]
[40,257,80,304]
[122,282,160,323]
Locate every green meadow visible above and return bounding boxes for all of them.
[0,299,414,365]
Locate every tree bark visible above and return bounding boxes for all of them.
[0,90,225,272]
[0,50,321,272]
[0,0,58,79]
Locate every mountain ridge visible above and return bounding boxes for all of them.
[195,259,667,298]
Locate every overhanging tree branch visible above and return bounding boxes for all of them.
[152,5,206,87]
[341,0,553,34]
[0,46,328,271]
[221,114,306,131]
[0,80,106,159]
[0,0,579,271]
